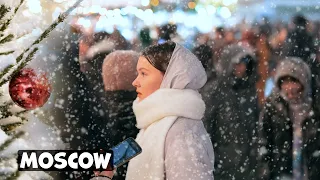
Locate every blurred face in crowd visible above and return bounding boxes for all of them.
[225,31,235,44]
[132,56,164,102]
[280,77,303,100]
[233,62,247,78]
[278,28,288,43]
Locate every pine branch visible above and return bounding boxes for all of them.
[15,110,28,116]
[0,5,10,23]
[0,0,83,87]
[0,106,12,119]
[0,153,17,162]
[23,0,84,53]
[0,47,38,87]
[0,65,14,80]
[0,34,14,44]
[14,0,24,14]
[0,0,24,33]
[0,103,28,120]
[0,50,14,55]
[0,101,14,119]
[17,0,83,63]
[0,101,13,108]
[1,122,23,132]
[0,19,10,34]
[14,53,23,64]
[4,170,20,180]
[0,131,24,152]
[1,116,28,132]
[15,48,38,69]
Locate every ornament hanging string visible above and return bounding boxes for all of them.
[0,0,84,87]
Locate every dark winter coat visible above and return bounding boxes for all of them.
[85,51,139,180]
[286,28,315,62]
[257,57,320,180]
[285,28,320,108]
[87,91,138,149]
[204,44,259,180]
[85,50,140,149]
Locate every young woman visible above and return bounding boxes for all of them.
[94,41,215,180]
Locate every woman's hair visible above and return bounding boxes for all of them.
[278,76,302,89]
[239,55,256,76]
[141,41,176,73]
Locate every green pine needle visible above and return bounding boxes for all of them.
[0,5,10,23]
[14,53,23,63]
[14,0,24,14]
[0,64,14,80]
[3,170,20,180]
[0,0,24,33]
[0,131,24,151]
[29,0,83,48]
[1,122,24,132]
[0,50,14,55]
[0,47,38,87]
[0,0,83,87]
[0,34,14,44]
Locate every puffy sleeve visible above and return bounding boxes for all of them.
[164,130,214,180]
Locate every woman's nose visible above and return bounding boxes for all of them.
[132,77,139,88]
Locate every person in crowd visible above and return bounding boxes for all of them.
[285,14,319,105]
[158,24,177,44]
[109,28,130,50]
[82,31,114,95]
[257,57,320,180]
[193,44,215,80]
[256,27,272,107]
[224,29,236,45]
[240,30,257,49]
[87,50,140,180]
[204,44,259,180]
[285,14,316,62]
[270,24,288,61]
[139,28,153,49]
[259,17,273,38]
[211,27,227,67]
[310,44,320,106]
[93,41,215,180]
[193,44,217,111]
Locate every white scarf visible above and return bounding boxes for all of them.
[125,88,205,180]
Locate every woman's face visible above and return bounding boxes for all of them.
[280,77,303,100]
[233,63,247,78]
[132,56,164,102]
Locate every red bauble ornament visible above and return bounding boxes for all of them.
[9,68,51,110]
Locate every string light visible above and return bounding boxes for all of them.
[188,2,196,9]
[150,0,159,6]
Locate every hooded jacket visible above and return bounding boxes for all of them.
[257,57,320,180]
[204,44,259,180]
[125,43,215,180]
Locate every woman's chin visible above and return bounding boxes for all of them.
[137,95,144,102]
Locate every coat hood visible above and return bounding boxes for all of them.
[273,57,311,99]
[160,43,207,90]
[215,44,256,77]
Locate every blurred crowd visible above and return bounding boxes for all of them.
[50,13,320,180]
